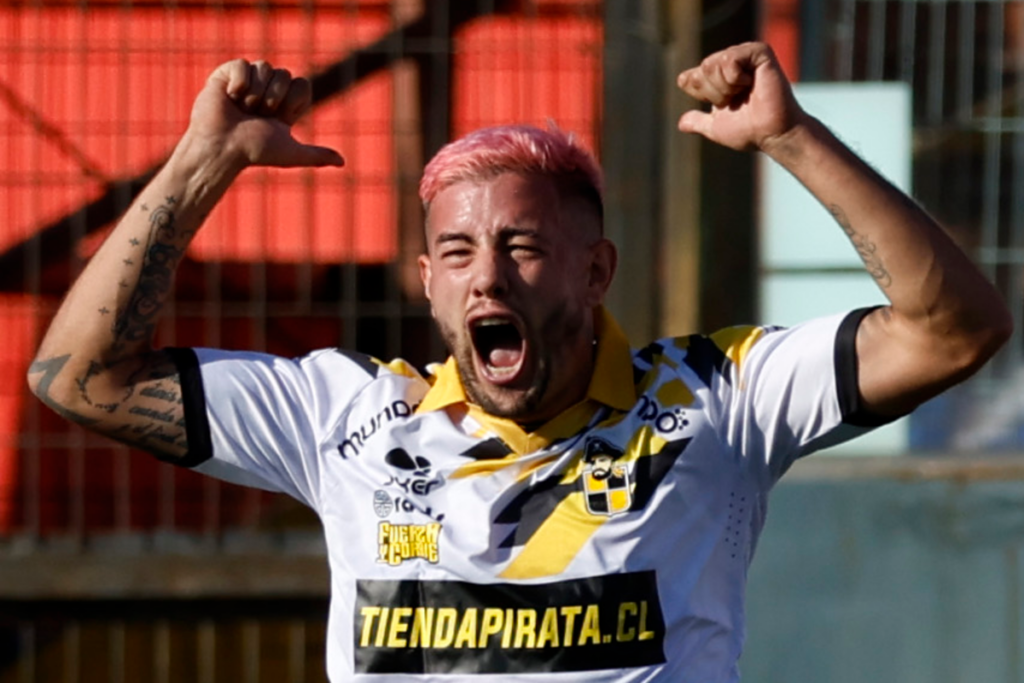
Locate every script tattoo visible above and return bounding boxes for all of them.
[32,349,189,458]
[112,200,185,352]
[116,354,189,455]
[829,204,893,289]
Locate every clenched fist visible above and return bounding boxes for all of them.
[185,59,344,169]
[676,42,808,154]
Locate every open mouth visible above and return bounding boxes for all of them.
[470,316,527,384]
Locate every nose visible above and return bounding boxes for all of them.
[470,247,509,299]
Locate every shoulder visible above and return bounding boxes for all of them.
[188,346,429,412]
[633,324,774,386]
[302,348,426,383]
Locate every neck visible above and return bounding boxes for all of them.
[513,330,598,429]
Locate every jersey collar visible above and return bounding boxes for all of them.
[416,307,636,452]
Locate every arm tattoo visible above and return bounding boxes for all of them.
[32,351,190,457]
[33,196,194,457]
[829,204,893,289]
[112,200,186,352]
[28,355,99,426]
[120,355,189,454]
[140,382,183,404]
[76,360,128,414]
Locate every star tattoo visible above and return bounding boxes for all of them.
[129,238,140,246]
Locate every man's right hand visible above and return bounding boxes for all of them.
[28,58,343,461]
[186,59,345,169]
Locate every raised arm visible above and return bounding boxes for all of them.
[676,42,1012,419]
[27,59,343,460]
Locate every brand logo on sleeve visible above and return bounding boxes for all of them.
[354,571,665,674]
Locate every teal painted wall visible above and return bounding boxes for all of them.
[743,463,1024,682]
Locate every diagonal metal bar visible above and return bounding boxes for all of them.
[0,1,512,294]
[0,78,109,183]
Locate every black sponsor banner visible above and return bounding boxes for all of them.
[354,571,666,674]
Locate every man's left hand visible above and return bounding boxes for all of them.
[676,42,806,153]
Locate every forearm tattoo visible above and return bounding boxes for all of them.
[112,197,187,353]
[27,194,193,458]
[829,204,893,289]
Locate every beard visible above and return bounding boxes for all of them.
[457,344,551,420]
[435,301,585,422]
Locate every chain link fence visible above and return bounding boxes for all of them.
[0,1,602,679]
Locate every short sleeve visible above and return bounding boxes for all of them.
[167,346,380,510]
[693,309,889,480]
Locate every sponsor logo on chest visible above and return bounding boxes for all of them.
[354,571,666,674]
[377,521,442,566]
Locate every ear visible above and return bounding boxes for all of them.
[418,253,433,301]
[584,238,617,307]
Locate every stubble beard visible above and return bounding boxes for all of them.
[437,320,551,420]
[435,303,584,422]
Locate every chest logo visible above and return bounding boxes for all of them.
[377,521,442,566]
[581,437,631,517]
[372,490,394,518]
[384,448,446,496]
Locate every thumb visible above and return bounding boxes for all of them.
[290,143,345,168]
[677,110,712,137]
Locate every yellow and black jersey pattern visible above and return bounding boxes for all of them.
[174,307,876,682]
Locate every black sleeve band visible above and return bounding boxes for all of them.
[834,307,902,427]
[165,347,214,468]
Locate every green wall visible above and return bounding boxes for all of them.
[744,463,1024,682]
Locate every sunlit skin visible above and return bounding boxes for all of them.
[419,172,617,426]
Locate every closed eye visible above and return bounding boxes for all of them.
[509,244,543,256]
[440,248,473,261]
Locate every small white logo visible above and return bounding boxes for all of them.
[373,490,394,518]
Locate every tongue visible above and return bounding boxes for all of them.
[488,344,522,368]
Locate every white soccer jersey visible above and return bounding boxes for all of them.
[169,307,882,682]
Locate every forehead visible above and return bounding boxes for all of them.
[425,172,562,240]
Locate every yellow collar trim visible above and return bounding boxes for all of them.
[416,356,467,414]
[587,308,637,413]
[415,307,636,453]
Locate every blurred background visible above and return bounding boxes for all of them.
[2,0,1024,680]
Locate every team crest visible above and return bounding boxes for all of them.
[581,437,631,516]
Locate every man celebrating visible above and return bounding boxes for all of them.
[28,43,1010,681]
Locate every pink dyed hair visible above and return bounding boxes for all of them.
[419,124,604,226]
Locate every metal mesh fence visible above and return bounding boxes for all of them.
[803,0,1024,450]
[0,0,602,541]
[12,0,1024,676]
[0,1,602,678]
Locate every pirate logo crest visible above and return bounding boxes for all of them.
[581,436,632,516]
